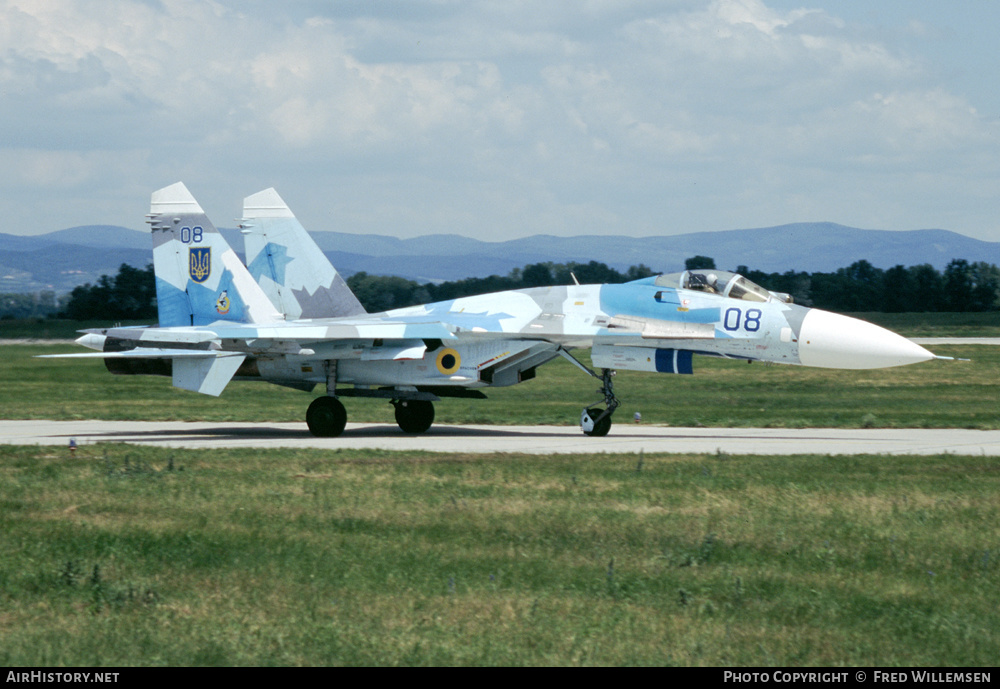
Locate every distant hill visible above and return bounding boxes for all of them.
[43,225,153,250]
[3,222,1000,293]
[306,223,1000,282]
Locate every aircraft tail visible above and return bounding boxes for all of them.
[241,188,367,319]
[147,182,283,327]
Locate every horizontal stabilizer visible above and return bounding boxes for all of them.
[37,349,223,360]
[39,349,245,396]
[172,353,246,397]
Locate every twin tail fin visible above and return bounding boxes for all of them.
[241,188,367,319]
[147,182,283,327]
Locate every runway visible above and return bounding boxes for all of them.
[3,420,1000,455]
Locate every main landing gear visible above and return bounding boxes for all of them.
[306,396,347,438]
[392,399,435,434]
[307,361,441,437]
[305,394,437,437]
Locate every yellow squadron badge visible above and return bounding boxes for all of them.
[215,290,231,315]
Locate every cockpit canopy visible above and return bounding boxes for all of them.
[654,270,792,303]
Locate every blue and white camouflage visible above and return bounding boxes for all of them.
[241,187,366,320]
[44,183,938,437]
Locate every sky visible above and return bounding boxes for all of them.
[2,0,999,242]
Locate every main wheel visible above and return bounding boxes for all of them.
[394,400,435,434]
[581,408,613,437]
[306,396,347,437]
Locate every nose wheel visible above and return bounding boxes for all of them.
[580,368,619,437]
[581,407,613,437]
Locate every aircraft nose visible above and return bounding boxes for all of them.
[797,309,934,369]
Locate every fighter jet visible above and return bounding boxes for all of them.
[45,182,937,438]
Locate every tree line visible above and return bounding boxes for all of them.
[0,291,63,320]
[345,261,657,313]
[335,257,1000,314]
[6,256,998,321]
[736,258,1000,313]
[1,264,158,322]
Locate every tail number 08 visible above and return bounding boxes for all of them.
[180,226,204,244]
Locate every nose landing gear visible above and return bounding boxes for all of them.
[580,368,621,438]
[555,348,622,437]
[580,368,619,437]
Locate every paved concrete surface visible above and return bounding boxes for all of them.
[3,420,1000,455]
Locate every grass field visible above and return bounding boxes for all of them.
[853,311,1000,338]
[1,444,997,666]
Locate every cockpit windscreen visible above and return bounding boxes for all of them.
[654,270,776,303]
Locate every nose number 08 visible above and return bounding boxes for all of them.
[723,308,762,333]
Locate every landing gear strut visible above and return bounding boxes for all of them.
[393,399,435,434]
[555,349,622,437]
[307,361,348,438]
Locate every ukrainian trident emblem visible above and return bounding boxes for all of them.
[189,247,211,283]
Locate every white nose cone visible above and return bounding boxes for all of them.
[798,310,934,369]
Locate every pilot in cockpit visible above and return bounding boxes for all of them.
[687,271,721,294]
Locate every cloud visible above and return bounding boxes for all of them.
[0,0,997,240]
